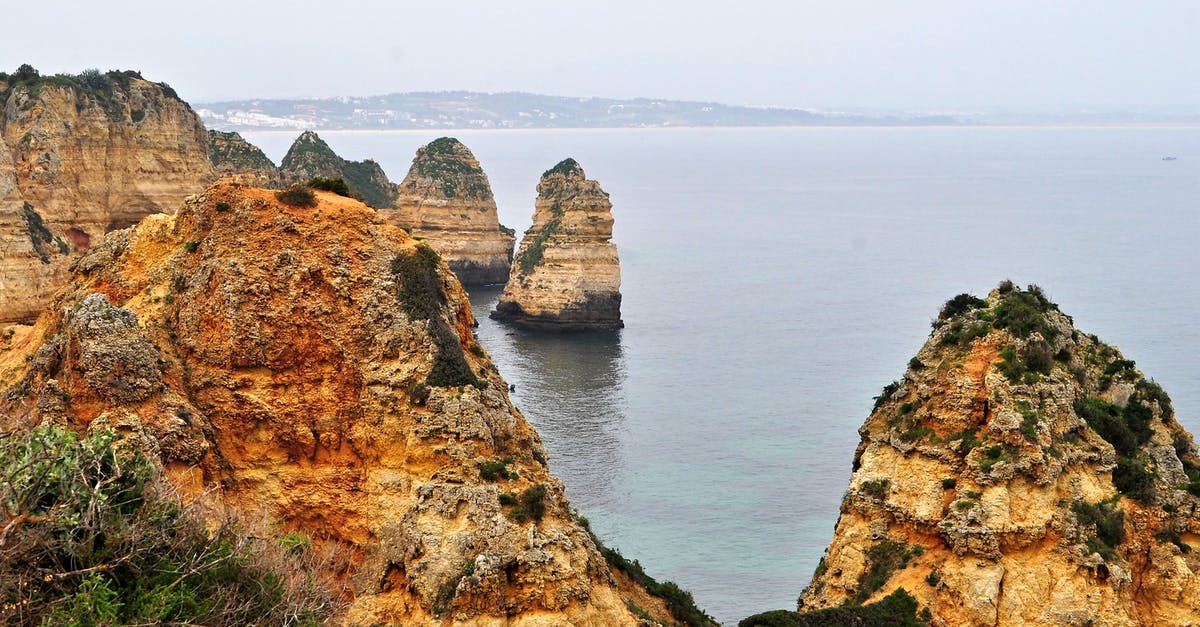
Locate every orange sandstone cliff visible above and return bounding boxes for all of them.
[386,137,515,286]
[0,67,214,323]
[795,283,1200,626]
[492,159,622,331]
[0,182,691,625]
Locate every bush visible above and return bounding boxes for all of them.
[992,284,1055,339]
[862,478,890,499]
[275,185,317,207]
[478,457,518,481]
[740,588,925,626]
[941,478,957,490]
[852,539,914,604]
[595,544,716,626]
[0,425,342,625]
[1072,499,1125,559]
[307,177,352,197]
[13,63,39,82]
[508,484,548,523]
[939,293,987,320]
[873,381,901,410]
[214,201,231,212]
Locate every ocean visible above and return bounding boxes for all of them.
[246,126,1200,625]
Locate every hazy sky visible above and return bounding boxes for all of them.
[7,1,1199,112]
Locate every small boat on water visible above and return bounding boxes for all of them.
[1163,156,1178,161]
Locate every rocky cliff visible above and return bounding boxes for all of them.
[279,130,396,208]
[0,66,214,323]
[793,282,1200,626]
[387,137,514,286]
[0,181,695,626]
[208,129,280,187]
[492,159,622,331]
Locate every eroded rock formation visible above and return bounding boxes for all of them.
[0,181,686,625]
[208,129,280,187]
[387,137,514,286]
[0,68,214,322]
[796,283,1200,626]
[279,130,396,208]
[492,159,622,331]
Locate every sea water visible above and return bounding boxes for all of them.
[247,126,1200,625]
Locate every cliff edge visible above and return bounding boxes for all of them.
[0,181,697,625]
[788,282,1200,626]
[387,137,515,286]
[0,65,214,322]
[492,159,622,331]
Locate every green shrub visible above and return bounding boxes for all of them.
[498,492,518,506]
[391,245,482,389]
[992,284,1055,339]
[941,478,957,490]
[478,457,518,481]
[939,293,987,320]
[508,484,548,522]
[184,240,200,253]
[852,539,914,604]
[741,589,925,627]
[307,177,352,197]
[862,478,890,499]
[0,425,341,625]
[1071,499,1125,560]
[214,201,231,212]
[595,544,717,626]
[873,381,901,410]
[275,185,317,207]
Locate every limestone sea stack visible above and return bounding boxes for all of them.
[279,130,396,208]
[207,129,280,187]
[491,159,622,331]
[0,66,215,322]
[0,181,704,626]
[387,137,515,286]
[766,282,1200,626]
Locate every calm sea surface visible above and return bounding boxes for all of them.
[247,127,1200,625]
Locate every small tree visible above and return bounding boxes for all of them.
[13,63,39,82]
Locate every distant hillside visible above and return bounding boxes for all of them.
[196,91,961,131]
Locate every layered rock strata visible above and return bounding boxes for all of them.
[492,159,622,330]
[797,283,1200,626]
[279,130,396,208]
[0,181,685,626]
[0,68,214,322]
[207,129,280,187]
[388,137,515,286]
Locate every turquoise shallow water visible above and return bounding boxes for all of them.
[249,127,1200,624]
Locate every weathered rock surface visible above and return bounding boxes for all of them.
[796,283,1200,626]
[492,159,622,331]
[0,68,214,323]
[386,137,514,286]
[207,129,280,187]
[0,181,685,626]
[279,130,396,208]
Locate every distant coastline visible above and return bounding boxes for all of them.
[198,90,1200,133]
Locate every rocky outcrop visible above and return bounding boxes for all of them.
[795,283,1200,626]
[491,159,622,331]
[279,130,396,208]
[0,67,214,323]
[207,129,279,187]
[0,181,689,626]
[387,137,515,286]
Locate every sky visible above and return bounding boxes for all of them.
[6,1,1200,113]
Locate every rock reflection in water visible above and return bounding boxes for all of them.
[468,285,626,511]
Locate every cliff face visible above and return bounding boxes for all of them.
[0,69,214,323]
[208,129,280,187]
[798,283,1200,626]
[279,130,396,208]
[0,182,675,626]
[492,159,622,331]
[387,137,514,286]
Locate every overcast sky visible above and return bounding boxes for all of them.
[7,1,1199,113]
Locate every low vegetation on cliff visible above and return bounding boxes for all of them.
[786,281,1200,625]
[0,425,343,625]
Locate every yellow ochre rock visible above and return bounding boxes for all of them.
[0,181,679,626]
[492,159,622,331]
[798,283,1200,626]
[0,69,214,323]
[386,137,515,286]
